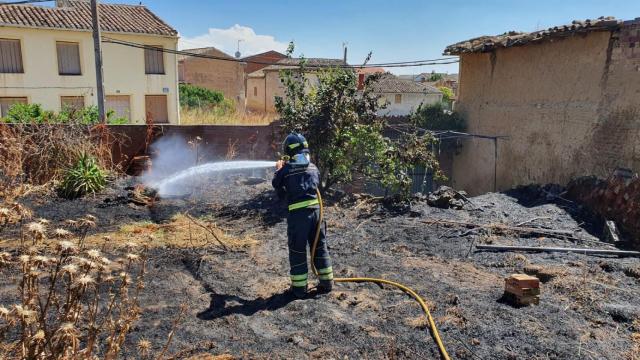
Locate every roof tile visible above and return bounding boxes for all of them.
[0,0,176,37]
[370,74,441,94]
[445,16,620,55]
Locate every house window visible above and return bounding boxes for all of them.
[61,96,85,110]
[145,95,168,123]
[145,46,165,74]
[56,42,81,75]
[0,97,28,117]
[395,94,402,104]
[254,87,258,97]
[106,95,131,121]
[0,39,24,73]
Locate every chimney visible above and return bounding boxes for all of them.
[343,46,348,64]
[357,73,365,90]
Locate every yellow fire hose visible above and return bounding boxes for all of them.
[310,190,451,360]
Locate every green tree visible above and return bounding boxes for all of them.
[275,46,442,197]
[179,84,224,108]
[428,71,444,82]
[437,86,454,105]
[411,102,466,132]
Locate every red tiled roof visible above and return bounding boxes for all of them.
[370,74,441,94]
[0,0,177,37]
[356,67,385,75]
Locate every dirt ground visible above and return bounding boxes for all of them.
[1,174,640,359]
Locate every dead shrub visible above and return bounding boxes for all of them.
[0,215,183,359]
[0,123,119,189]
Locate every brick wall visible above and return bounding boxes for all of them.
[109,124,284,172]
[566,171,640,249]
[179,48,246,111]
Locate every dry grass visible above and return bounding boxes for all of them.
[404,316,429,330]
[0,124,117,188]
[86,214,259,251]
[180,108,276,126]
[438,306,467,329]
[628,324,640,360]
[186,355,235,360]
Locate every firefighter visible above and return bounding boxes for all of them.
[273,133,334,298]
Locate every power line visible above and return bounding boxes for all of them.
[0,0,53,5]
[102,37,459,69]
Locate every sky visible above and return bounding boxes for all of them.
[100,0,640,75]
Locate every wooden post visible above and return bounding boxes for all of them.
[91,0,106,122]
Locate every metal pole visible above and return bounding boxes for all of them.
[91,0,106,122]
[476,245,640,257]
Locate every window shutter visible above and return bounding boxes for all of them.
[57,42,81,75]
[145,46,165,74]
[106,95,131,120]
[145,95,168,123]
[0,39,24,74]
[61,96,85,110]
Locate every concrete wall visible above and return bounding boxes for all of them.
[179,48,246,112]
[0,27,180,124]
[377,93,442,116]
[451,25,640,195]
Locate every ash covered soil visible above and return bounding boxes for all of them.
[3,176,640,359]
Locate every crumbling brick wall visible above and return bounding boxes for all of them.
[566,171,640,248]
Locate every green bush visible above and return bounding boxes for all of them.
[58,105,100,124]
[58,152,107,199]
[412,102,466,132]
[4,103,56,124]
[179,84,224,108]
[2,103,130,125]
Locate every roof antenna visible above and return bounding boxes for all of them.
[235,39,243,58]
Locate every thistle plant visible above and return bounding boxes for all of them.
[0,218,149,358]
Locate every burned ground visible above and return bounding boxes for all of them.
[1,175,640,359]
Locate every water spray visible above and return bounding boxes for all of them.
[148,160,276,197]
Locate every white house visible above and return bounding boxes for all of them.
[369,74,442,116]
[0,0,180,124]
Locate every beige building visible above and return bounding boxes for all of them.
[178,47,246,111]
[246,58,344,113]
[0,0,180,124]
[444,16,640,194]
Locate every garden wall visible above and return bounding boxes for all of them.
[109,124,283,173]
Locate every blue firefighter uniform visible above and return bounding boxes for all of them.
[272,133,333,298]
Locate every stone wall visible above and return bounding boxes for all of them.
[452,20,640,195]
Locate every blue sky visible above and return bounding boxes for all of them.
[104,0,639,75]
